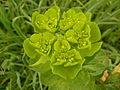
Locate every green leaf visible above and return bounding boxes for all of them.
[67,70,94,90]
[23,38,37,58]
[95,84,118,90]
[83,64,106,76]
[32,12,40,32]
[32,12,39,24]
[89,22,101,43]
[48,81,69,90]
[30,62,51,74]
[29,55,48,67]
[29,56,51,73]
[51,64,83,79]
[85,76,96,90]
[41,70,61,86]
[83,50,108,76]
[30,34,42,43]
[85,12,92,22]
[79,42,102,57]
[85,49,107,64]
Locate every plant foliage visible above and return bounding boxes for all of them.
[22,6,113,90]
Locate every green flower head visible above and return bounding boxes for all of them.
[23,6,102,79]
[23,32,56,57]
[32,6,60,33]
[50,49,84,79]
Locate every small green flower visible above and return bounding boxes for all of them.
[50,49,84,79]
[32,6,60,33]
[59,8,86,32]
[23,32,56,56]
[54,39,71,52]
[65,22,91,44]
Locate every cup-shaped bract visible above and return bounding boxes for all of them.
[23,32,56,57]
[50,49,84,79]
[32,6,60,33]
[54,39,71,52]
[23,6,102,80]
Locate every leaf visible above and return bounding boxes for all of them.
[85,76,96,90]
[79,42,102,57]
[83,64,106,76]
[29,61,51,73]
[95,84,118,90]
[86,49,106,64]
[32,12,40,32]
[83,50,108,76]
[29,55,48,67]
[40,70,62,86]
[48,81,69,90]
[67,70,92,90]
[30,34,42,43]
[28,54,51,73]
[89,22,101,43]
[23,38,37,58]
[51,64,83,79]
[32,12,39,24]
[16,72,22,89]
[85,12,92,22]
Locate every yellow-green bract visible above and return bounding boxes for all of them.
[23,6,102,79]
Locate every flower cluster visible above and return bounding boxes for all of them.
[23,6,102,79]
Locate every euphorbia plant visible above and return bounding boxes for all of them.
[23,6,113,90]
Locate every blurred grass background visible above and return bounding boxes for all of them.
[0,0,120,90]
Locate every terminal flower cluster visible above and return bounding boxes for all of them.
[23,6,102,79]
